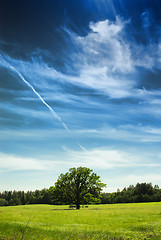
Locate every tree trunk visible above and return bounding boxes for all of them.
[76,202,80,209]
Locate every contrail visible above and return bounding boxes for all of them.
[2,56,70,133]
[78,142,88,152]
[1,54,88,151]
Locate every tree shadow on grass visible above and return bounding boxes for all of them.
[51,207,106,211]
[51,208,75,211]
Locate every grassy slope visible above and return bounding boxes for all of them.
[0,203,161,239]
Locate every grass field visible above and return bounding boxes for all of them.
[0,203,161,240]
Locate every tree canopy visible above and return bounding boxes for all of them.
[49,167,106,209]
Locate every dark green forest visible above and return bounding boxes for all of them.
[0,188,51,206]
[101,183,161,204]
[1,183,161,206]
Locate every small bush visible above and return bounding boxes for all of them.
[69,204,76,209]
[0,198,8,206]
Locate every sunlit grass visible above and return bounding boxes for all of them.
[0,203,161,239]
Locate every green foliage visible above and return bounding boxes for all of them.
[0,189,51,206]
[49,167,106,209]
[0,198,8,206]
[101,182,161,204]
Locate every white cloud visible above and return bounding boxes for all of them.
[2,144,161,172]
[63,146,161,170]
[75,18,133,73]
[1,16,161,133]
[1,18,161,102]
[66,17,161,98]
[64,18,135,98]
[0,152,73,172]
[0,152,45,171]
[1,18,134,99]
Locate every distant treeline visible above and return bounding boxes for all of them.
[0,183,161,206]
[101,183,161,204]
[0,189,51,206]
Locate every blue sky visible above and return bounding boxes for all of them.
[1,0,161,192]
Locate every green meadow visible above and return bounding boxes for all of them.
[0,203,161,240]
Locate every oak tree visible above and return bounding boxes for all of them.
[49,167,106,209]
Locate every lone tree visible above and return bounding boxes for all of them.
[49,167,106,209]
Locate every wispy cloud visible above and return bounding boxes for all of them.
[62,16,161,98]
[63,146,161,170]
[2,144,161,172]
[0,152,46,171]
[0,54,70,132]
[1,12,161,103]
[0,151,74,172]
[73,122,161,144]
